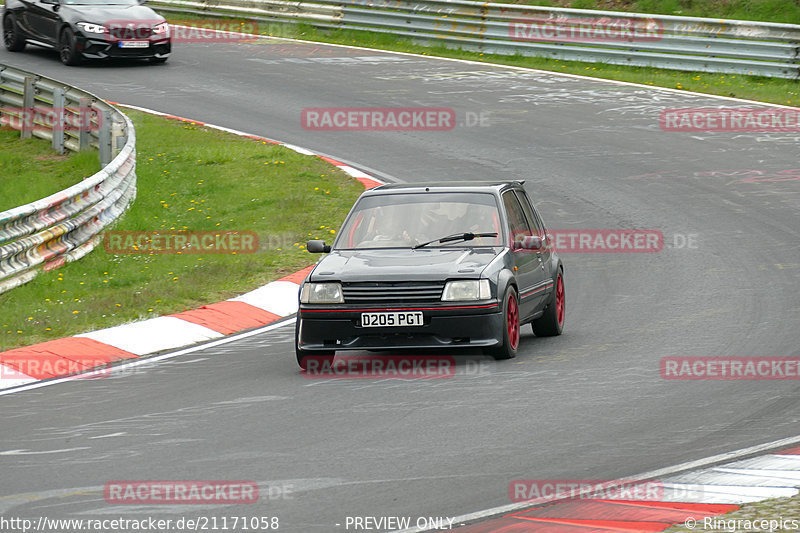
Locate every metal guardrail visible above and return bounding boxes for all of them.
[152,0,800,79]
[0,63,136,294]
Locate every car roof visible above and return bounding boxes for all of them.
[365,180,525,195]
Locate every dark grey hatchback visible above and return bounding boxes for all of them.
[295,181,565,370]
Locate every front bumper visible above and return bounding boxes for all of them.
[297,302,503,351]
[76,34,171,60]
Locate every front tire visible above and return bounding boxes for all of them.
[532,268,565,337]
[59,28,82,66]
[488,286,520,360]
[3,15,26,52]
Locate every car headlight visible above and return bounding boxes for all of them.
[300,282,344,304]
[77,22,105,34]
[442,279,491,301]
[152,22,169,36]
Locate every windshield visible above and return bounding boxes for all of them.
[335,191,503,249]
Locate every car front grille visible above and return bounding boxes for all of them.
[342,282,444,304]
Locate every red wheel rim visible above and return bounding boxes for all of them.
[556,274,565,326]
[507,293,519,349]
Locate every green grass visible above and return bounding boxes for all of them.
[0,129,100,212]
[162,16,798,107]
[0,109,363,351]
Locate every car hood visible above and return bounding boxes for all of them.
[310,247,503,283]
[62,5,164,25]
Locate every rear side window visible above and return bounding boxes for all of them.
[502,191,533,246]
[515,190,544,236]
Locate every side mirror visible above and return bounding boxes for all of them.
[42,0,59,5]
[307,240,331,253]
[517,235,543,251]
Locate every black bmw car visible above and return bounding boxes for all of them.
[295,181,565,369]
[3,0,171,65]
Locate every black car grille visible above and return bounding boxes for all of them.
[342,282,444,304]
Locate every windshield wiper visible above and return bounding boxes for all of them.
[413,232,498,249]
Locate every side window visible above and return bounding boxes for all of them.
[502,191,532,246]
[515,190,544,237]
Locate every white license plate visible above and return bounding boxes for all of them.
[119,41,149,48]
[361,311,423,327]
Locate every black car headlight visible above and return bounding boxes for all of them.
[77,22,105,34]
[300,282,344,304]
[442,280,491,301]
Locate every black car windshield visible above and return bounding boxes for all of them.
[334,192,504,249]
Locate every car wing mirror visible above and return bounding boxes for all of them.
[307,240,331,253]
[517,235,543,251]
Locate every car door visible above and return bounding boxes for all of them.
[515,189,554,313]
[501,190,550,319]
[22,0,61,45]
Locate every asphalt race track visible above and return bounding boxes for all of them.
[1,37,799,531]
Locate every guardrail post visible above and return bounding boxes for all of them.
[78,97,91,151]
[99,109,112,166]
[793,44,800,80]
[21,76,35,140]
[112,118,125,159]
[52,88,66,154]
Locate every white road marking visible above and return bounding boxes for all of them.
[88,433,127,440]
[0,447,90,456]
[77,316,223,356]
